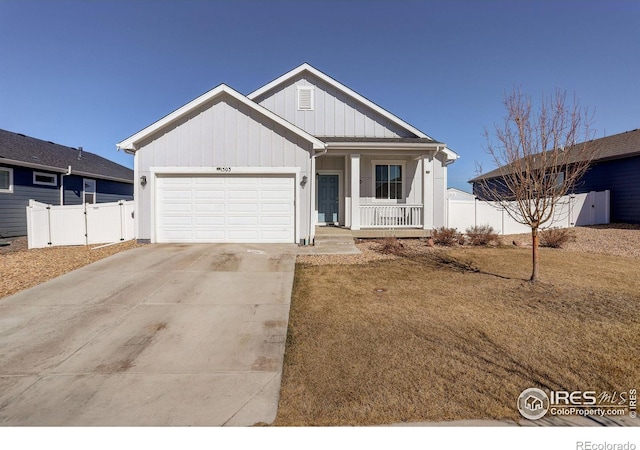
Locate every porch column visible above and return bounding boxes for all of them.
[422,154,434,230]
[350,153,360,230]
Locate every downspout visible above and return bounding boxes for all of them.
[309,147,328,245]
[60,165,71,205]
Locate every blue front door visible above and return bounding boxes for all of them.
[318,175,339,223]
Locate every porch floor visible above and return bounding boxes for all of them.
[315,226,431,239]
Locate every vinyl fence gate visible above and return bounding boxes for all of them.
[26,199,135,249]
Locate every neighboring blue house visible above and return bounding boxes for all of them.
[0,129,134,238]
[470,128,640,224]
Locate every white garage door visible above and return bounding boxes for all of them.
[156,175,295,243]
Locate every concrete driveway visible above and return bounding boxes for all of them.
[0,243,297,426]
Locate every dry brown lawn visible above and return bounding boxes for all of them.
[276,246,640,426]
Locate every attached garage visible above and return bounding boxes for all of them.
[155,173,296,243]
[116,83,325,245]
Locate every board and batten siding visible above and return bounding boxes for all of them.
[135,93,314,241]
[0,165,60,237]
[253,73,416,138]
[574,156,640,224]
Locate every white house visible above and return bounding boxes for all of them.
[116,64,459,244]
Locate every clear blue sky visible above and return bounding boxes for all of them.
[1,0,638,191]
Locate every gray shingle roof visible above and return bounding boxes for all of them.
[470,128,640,182]
[0,129,133,183]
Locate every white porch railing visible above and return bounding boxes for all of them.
[360,204,423,228]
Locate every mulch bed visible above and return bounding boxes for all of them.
[0,237,140,299]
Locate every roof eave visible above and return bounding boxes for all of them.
[0,158,133,183]
[0,158,69,173]
[116,84,325,152]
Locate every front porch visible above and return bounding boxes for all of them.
[314,150,446,235]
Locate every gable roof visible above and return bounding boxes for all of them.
[117,83,326,152]
[0,129,133,183]
[248,63,459,161]
[469,128,640,183]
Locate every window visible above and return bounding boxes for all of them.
[83,179,96,204]
[375,164,403,200]
[33,171,57,186]
[297,86,314,110]
[0,167,13,193]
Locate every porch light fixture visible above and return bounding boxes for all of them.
[140,175,147,187]
[301,175,308,186]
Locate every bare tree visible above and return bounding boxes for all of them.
[475,89,597,282]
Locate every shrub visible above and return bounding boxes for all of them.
[465,225,499,246]
[432,227,462,246]
[540,227,576,248]
[378,236,406,256]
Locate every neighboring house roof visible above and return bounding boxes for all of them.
[116,83,326,152]
[248,63,459,161]
[0,129,133,183]
[470,128,640,183]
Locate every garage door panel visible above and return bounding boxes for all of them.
[227,203,259,213]
[194,216,225,226]
[162,190,192,199]
[228,190,259,200]
[261,190,292,200]
[195,203,225,213]
[156,175,295,243]
[195,190,225,199]
[261,216,292,226]
[227,216,259,226]
[162,177,193,186]
[260,203,292,213]
[194,229,227,240]
[228,230,260,240]
[162,204,193,213]
[160,216,194,226]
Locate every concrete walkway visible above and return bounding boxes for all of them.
[297,226,361,255]
[0,243,297,426]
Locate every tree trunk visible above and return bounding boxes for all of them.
[530,227,539,282]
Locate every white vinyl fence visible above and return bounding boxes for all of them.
[447,190,610,235]
[26,200,135,249]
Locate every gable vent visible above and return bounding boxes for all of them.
[297,86,314,111]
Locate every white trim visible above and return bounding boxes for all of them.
[149,167,301,244]
[371,160,406,203]
[83,178,96,204]
[350,154,360,230]
[33,171,58,186]
[117,84,325,152]
[0,166,13,193]
[325,141,459,161]
[249,63,432,140]
[149,166,301,175]
[316,170,343,226]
